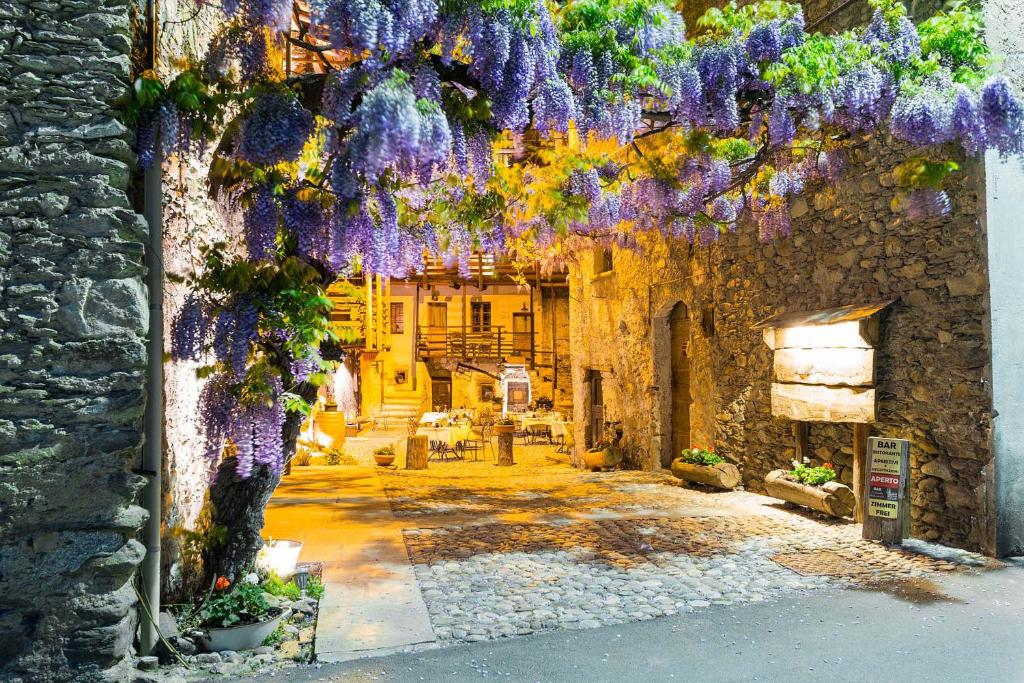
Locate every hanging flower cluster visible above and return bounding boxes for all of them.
[138,0,1023,478]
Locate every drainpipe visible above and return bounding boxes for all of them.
[139,0,163,656]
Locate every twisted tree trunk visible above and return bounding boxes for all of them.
[206,383,316,582]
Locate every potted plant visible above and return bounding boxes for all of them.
[670,446,741,490]
[373,445,396,466]
[583,438,622,471]
[198,574,291,652]
[494,417,516,435]
[764,460,854,518]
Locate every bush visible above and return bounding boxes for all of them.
[306,576,325,600]
[787,460,836,486]
[261,571,301,600]
[373,445,395,456]
[324,448,357,465]
[680,447,723,466]
[200,578,271,628]
[292,446,313,467]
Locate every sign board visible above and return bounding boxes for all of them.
[862,437,910,543]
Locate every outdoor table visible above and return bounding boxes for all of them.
[419,411,448,426]
[550,420,572,440]
[416,425,473,447]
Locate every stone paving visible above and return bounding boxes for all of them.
[376,441,995,646]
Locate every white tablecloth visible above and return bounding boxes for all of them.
[550,421,572,440]
[416,425,473,447]
[419,412,448,425]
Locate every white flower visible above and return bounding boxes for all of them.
[243,572,259,585]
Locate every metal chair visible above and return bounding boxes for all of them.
[460,423,494,461]
[528,424,552,445]
[428,439,455,461]
[407,416,419,436]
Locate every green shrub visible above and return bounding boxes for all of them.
[200,580,270,628]
[261,571,302,600]
[788,460,837,486]
[306,576,325,601]
[680,447,724,466]
[324,448,358,465]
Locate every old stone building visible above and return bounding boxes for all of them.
[2,0,1023,680]
[569,0,1024,557]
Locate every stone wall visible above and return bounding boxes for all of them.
[569,133,994,552]
[156,0,232,599]
[0,0,149,679]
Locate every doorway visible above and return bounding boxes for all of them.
[431,379,451,412]
[426,301,447,354]
[512,311,532,355]
[669,303,691,461]
[589,369,604,447]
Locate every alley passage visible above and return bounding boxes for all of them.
[267,435,996,655]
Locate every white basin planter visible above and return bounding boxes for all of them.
[199,609,291,652]
[670,458,741,490]
[764,469,854,518]
[257,539,303,577]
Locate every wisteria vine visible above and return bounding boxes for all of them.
[139,0,1023,477]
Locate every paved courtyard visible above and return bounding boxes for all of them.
[267,432,996,660]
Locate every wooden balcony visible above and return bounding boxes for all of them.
[417,325,535,363]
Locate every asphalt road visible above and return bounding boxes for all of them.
[233,563,1024,683]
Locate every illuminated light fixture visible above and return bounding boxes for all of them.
[755,301,895,424]
[256,539,303,577]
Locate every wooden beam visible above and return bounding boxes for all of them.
[853,423,869,523]
[773,348,875,387]
[770,383,876,423]
[792,421,809,462]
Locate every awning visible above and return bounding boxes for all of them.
[752,300,896,330]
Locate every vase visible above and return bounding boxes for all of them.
[314,410,347,451]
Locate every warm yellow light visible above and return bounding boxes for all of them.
[774,321,866,349]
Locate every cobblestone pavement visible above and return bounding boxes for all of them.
[375,440,995,645]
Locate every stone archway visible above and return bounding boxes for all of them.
[652,300,691,469]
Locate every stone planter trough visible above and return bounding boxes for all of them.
[583,447,622,471]
[199,609,290,652]
[763,469,854,518]
[670,458,741,490]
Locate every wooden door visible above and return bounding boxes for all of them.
[589,369,604,447]
[426,302,447,354]
[670,303,690,459]
[512,312,532,354]
[431,379,451,412]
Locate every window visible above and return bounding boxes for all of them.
[595,247,613,275]
[471,301,492,332]
[390,302,404,334]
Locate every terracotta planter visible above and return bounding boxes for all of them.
[200,609,290,652]
[494,424,515,435]
[314,410,347,451]
[670,459,741,490]
[763,469,854,518]
[373,453,396,466]
[583,447,621,471]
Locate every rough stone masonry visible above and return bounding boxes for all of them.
[0,0,149,680]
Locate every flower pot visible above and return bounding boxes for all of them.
[583,447,621,471]
[373,453,395,467]
[670,458,741,490]
[314,410,347,451]
[763,469,854,518]
[257,539,303,577]
[200,609,290,652]
[494,424,515,435]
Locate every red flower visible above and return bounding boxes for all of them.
[214,576,230,591]
[823,463,834,469]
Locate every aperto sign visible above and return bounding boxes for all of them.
[863,438,911,543]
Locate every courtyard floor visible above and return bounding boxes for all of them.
[262,431,998,664]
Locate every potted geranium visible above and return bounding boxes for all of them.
[198,574,291,652]
[583,438,622,471]
[671,446,741,490]
[764,460,854,518]
[373,445,396,467]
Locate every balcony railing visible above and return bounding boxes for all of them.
[418,325,534,362]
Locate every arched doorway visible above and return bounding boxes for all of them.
[669,303,691,463]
